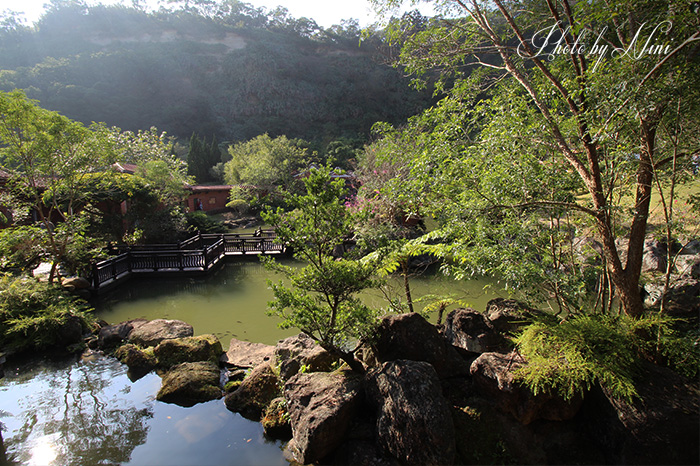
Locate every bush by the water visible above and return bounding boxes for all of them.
[0,273,93,353]
[185,212,228,234]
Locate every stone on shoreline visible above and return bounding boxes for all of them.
[128,319,194,347]
[366,360,456,466]
[220,338,275,369]
[441,308,504,354]
[154,334,223,368]
[224,361,280,421]
[371,312,470,379]
[284,371,363,465]
[274,333,336,380]
[97,319,148,349]
[156,361,222,407]
[470,351,583,425]
[114,343,156,380]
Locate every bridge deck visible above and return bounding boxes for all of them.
[91,232,286,291]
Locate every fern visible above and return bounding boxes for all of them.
[513,315,640,402]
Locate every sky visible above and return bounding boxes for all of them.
[0,0,435,28]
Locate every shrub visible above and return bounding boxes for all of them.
[225,199,250,216]
[513,314,640,402]
[0,274,93,353]
[185,211,227,234]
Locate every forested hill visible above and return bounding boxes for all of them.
[0,3,433,144]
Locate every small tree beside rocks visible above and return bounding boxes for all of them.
[262,166,381,374]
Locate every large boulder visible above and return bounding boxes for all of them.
[284,371,363,464]
[274,333,337,380]
[371,313,470,379]
[642,238,668,273]
[55,314,85,347]
[153,334,223,368]
[128,319,193,347]
[224,361,280,420]
[441,308,504,354]
[677,254,700,279]
[220,338,275,368]
[616,237,670,274]
[97,319,147,349]
[581,361,700,465]
[156,361,222,407]
[484,298,545,335]
[643,278,700,316]
[365,360,456,465]
[470,351,583,425]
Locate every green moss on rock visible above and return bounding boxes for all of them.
[154,334,223,368]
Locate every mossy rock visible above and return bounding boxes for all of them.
[156,361,222,407]
[224,380,242,393]
[261,397,292,440]
[154,334,223,368]
[114,344,157,380]
[224,362,281,421]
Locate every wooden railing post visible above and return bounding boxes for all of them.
[92,263,99,289]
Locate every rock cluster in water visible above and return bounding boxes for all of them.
[94,298,699,465]
[94,318,223,406]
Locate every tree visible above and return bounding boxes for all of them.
[369,0,700,319]
[263,166,379,373]
[187,133,221,183]
[0,90,111,282]
[224,134,311,206]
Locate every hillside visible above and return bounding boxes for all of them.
[0,4,433,145]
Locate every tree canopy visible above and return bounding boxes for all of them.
[366,0,700,319]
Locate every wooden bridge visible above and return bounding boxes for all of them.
[91,231,287,291]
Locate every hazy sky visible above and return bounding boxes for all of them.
[0,0,434,28]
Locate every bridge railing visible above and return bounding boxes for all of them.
[92,231,284,289]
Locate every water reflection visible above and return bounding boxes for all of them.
[1,354,153,465]
[0,353,287,466]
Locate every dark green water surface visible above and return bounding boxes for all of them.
[0,260,506,465]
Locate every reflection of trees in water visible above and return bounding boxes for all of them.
[6,356,153,465]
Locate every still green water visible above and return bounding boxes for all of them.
[0,260,507,465]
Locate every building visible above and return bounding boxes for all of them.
[185,185,232,213]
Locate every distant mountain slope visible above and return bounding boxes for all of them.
[0,4,433,143]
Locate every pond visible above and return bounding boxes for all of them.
[0,259,507,465]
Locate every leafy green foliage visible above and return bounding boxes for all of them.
[224,134,311,207]
[0,89,112,282]
[0,273,93,353]
[628,313,700,380]
[263,166,380,372]
[513,315,641,402]
[185,211,228,234]
[365,0,700,319]
[187,133,222,184]
[0,226,45,273]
